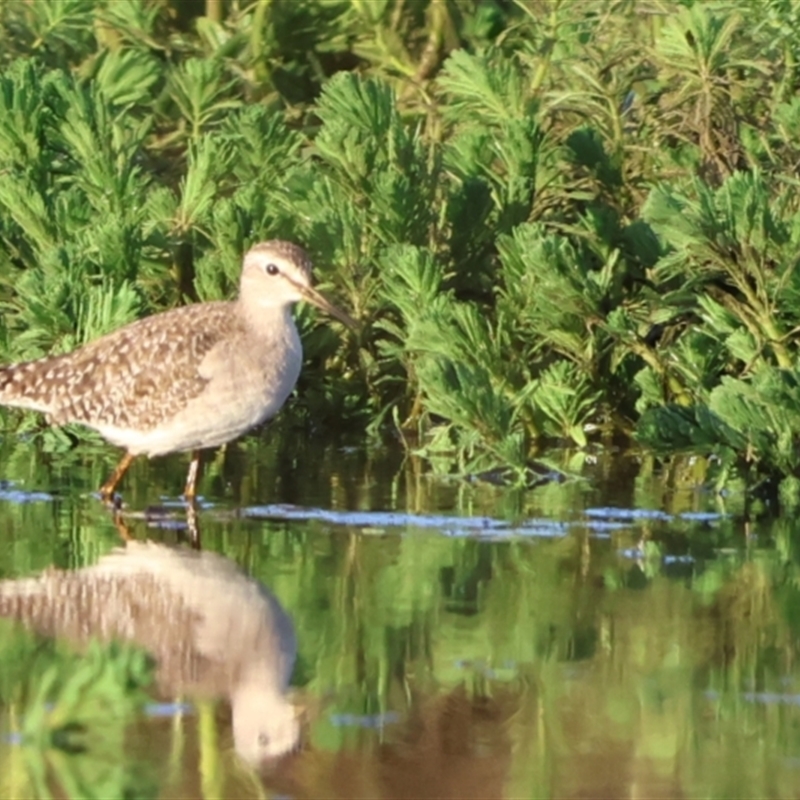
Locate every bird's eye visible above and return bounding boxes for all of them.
[265,263,280,276]
[258,733,270,747]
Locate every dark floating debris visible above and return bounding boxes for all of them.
[470,462,567,488]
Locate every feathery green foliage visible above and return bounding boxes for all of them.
[0,0,799,494]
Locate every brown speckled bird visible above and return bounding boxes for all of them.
[0,241,354,499]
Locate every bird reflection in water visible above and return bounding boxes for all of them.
[0,541,299,765]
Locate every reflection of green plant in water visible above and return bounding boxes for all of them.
[20,641,157,800]
[237,503,800,798]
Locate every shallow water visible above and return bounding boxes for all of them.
[0,430,798,798]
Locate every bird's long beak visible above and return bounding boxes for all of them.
[299,285,357,330]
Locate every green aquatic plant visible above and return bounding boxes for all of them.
[0,0,797,493]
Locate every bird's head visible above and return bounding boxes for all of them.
[240,240,355,328]
[231,683,302,765]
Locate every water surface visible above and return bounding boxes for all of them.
[0,432,797,798]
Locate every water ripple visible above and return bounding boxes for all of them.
[242,503,722,540]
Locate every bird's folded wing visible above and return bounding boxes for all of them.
[0,302,239,430]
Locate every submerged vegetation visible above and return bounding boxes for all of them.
[0,0,798,495]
